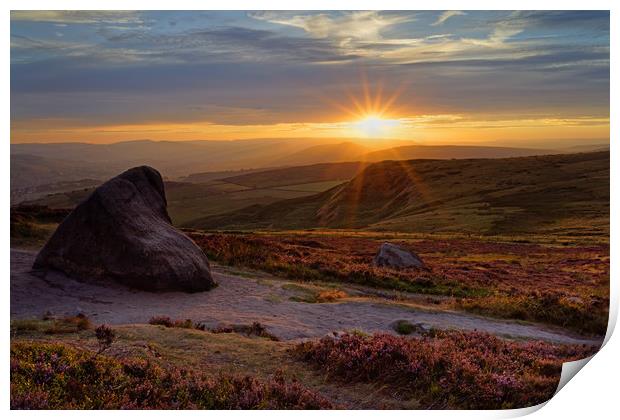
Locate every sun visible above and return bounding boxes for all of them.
[353,114,401,137]
[317,72,407,138]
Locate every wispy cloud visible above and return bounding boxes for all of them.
[251,11,415,42]
[431,11,466,26]
[9,10,610,143]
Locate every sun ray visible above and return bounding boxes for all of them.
[360,70,373,113]
[312,74,434,224]
[373,79,384,115]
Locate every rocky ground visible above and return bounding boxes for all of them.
[11,249,602,346]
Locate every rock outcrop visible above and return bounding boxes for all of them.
[33,166,216,292]
[373,242,426,269]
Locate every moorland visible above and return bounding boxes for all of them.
[10,142,609,409]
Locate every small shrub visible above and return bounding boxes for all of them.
[74,314,92,331]
[316,289,348,302]
[148,316,174,327]
[95,325,115,354]
[392,320,415,335]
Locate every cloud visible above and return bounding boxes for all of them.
[97,25,362,64]
[10,10,610,137]
[10,10,143,25]
[250,11,415,44]
[431,11,466,26]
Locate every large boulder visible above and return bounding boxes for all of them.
[373,242,426,269]
[33,166,216,292]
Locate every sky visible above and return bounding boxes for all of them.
[10,10,610,145]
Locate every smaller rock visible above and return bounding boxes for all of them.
[374,242,426,269]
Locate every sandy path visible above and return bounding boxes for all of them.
[11,249,602,346]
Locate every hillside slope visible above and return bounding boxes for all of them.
[190,151,609,237]
[269,142,369,167]
[220,161,368,188]
[10,138,361,181]
[23,161,371,226]
[362,145,557,162]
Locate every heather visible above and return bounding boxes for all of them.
[191,233,488,297]
[11,342,334,409]
[192,232,609,334]
[293,330,597,409]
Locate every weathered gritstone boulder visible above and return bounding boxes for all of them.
[33,166,216,292]
[373,242,426,269]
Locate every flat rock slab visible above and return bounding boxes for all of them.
[11,249,602,346]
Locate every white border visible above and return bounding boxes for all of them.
[3,1,616,419]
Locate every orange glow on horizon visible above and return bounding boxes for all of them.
[9,74,609,146]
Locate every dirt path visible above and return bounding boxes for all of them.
[11,249,602,346]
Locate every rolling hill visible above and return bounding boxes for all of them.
[269,142,369,167]
[10,154,113,190]
[11,140,560,191]
[189,151,609,237]
[10,138,368,185]
[219,161,368,188]
[21,161,371,226]
[361,145,558,162]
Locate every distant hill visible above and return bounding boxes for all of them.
[10,154,113,190]
[220,161,369,188]
[11,138,360,180]
[23,161,371,226]
[179,168,276,184]
[562,143,609,153]
[269,142,369,167]
[190,151,609,237]
[361,145,557,162]
[10,139,589,199]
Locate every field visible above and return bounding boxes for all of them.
[189,231,609,335]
